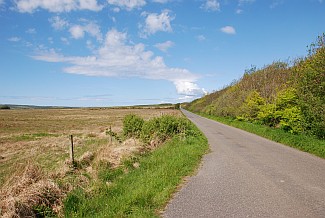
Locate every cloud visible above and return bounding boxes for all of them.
[201,0,220,11]
[107,0,146,11]
[174,80,206,97]
[69,22,102,41]
[155,40,174,52]
[69,25,84,39]
[15,0,103,13]
[196,35,206,41]
[152,0,170,3]
[49,16,69,30]
[50,17,102,41]
[238,0,255,5]
[26,28,36,34]
[140,10,174,37]
[8,37,21,42]
[236,9,243,14]
[112,7,120,12]
[32,29,205,97]
[220,26,236,34]
[270,0,284,9]
[0,0,4,6]
[79,0,103,10]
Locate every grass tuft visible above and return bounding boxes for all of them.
[0,163,64,217]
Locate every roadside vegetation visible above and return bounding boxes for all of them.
[0,108,208,217]
[184,34,325,156]
[198,113,324,158]
[64,115,207,217]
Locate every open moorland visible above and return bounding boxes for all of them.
[0,108,181,187]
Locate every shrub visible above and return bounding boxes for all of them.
[257,104,280,127]
[279,107,303,134]
[0,105,10,110]
[140,115,196,144]
[276,87,298,110]
[122,114,144,138]
[240,91,265,121]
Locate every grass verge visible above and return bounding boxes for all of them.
[64,129,208,217]
[197,112,325,159]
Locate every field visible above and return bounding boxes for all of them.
[0,108,181,187]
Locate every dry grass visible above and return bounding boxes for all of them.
[0,163,63,217]
[0,108,181,186]
[0,107,181,216]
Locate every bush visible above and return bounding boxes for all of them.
[257,104,279,127]
[279,107,303,134]
[140,115,196,144]
[122,114,144,138]
[276,87,298,110]
[257,88,303,133]
[239,91,265,121]
[121,114,198,145]
[0,105,10,110]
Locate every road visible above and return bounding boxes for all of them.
[163,109,325,217]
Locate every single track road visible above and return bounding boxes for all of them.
[163,109,325,217]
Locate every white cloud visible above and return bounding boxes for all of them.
[69,25,85,39]
[220,26,236,34]
[32,29,205,97]
[107,0,146,11]
[239,0,255,4]
[270,0,284,9]
[79,0,103,10]
[0,0,4,6]
[196,35,206,41]
[49,16,69,30]
[112,7,120,12]
[8,37,21,42]
[152,0,170,3]
[26,28,36,34]
[69,22,102,41]
[15,0,103,13]
[61,37,69,45]
[236,9,243,14]
[140,10,174,37]
[155,40,174,52]
[201,0,220,11]
[174,80,206,97]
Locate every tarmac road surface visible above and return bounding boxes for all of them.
[163,109,325,217]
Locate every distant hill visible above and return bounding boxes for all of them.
[184,34,325,139]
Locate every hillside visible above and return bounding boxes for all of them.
[184,34,325,139]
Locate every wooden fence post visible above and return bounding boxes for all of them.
[109,126,112,145]
[70,135,75,166]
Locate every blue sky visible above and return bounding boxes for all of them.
[0,0,324,107]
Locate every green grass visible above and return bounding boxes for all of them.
[198,112,325,159]
[12,133,59,142]
[64,133,208,217]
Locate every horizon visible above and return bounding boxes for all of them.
[1,0,325,107]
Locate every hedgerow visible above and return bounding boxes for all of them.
[184,33,325,138]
